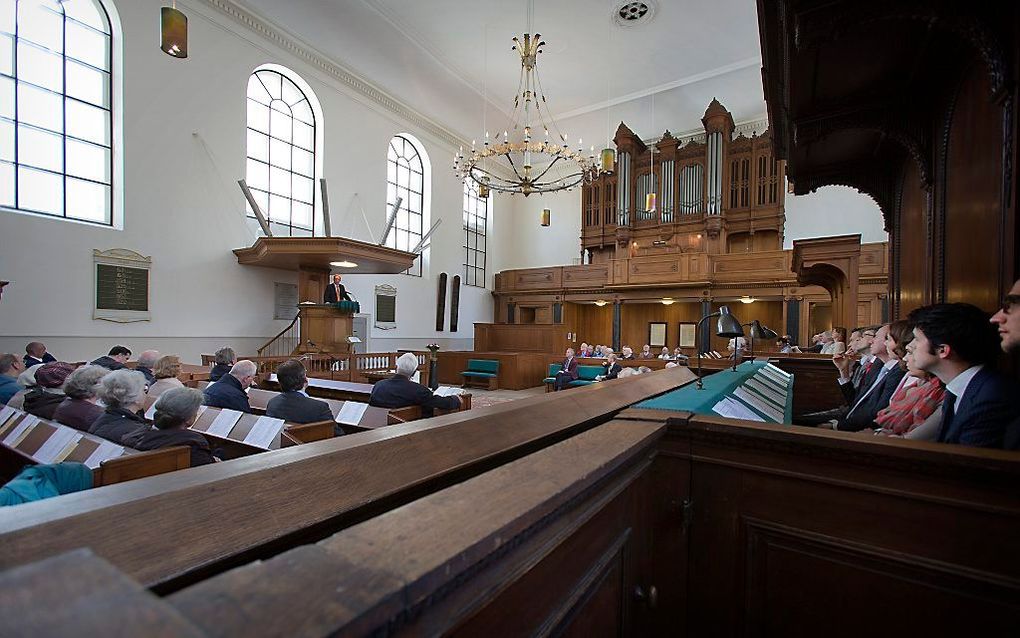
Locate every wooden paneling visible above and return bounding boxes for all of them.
[897,159,928,315]
[436,351,551,390]
[773,355,844,414]
[562,264,609,289]
[513,267,562,291]
[474,323,569,353]
[943,68,1004,311]
[575,303,614,349]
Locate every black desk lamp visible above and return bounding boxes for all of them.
[695,305,745,389]
[742,320,780,362]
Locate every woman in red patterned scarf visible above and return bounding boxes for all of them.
[873,320,946,437]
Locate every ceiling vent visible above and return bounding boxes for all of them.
[614,1,657,27]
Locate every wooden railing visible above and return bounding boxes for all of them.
[202,351,430,384]
[256,314,300,358]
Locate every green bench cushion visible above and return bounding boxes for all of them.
[462,371,497,378]
[464,359,500,374]
[545,364,602,385]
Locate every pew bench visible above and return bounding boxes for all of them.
[543,364,605,392]
[460,359,500,390]
[0,407,190,487]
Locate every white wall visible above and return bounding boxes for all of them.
[493,190,583,271]
[0,0,491,363]
[782,184,887,248]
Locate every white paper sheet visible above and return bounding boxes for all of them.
[434,386,465,397]
[84,440,125,469]
[243,416,285,449]
[206,409,243,437]
[733,387,785,423]
[335,401,369,425]
[0,405,16,427]
[746,377,787,404]
[3,415,39,446]
[753,371,787,392]
[764,363,792,379]
[712,397,765,422]
[34,428,83,464]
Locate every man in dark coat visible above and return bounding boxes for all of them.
[202,360,256,413]
[23,342,57,368]
[370,353,461,417]
[323,274,352,303]
[266,360,333,424]
[91,345,131,371]
[553,348,579,391]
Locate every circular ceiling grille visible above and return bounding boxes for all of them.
[614,1,657,27]
[618,2,649,21]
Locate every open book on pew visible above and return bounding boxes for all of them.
[434,386,467,397]
[0,407,190,486]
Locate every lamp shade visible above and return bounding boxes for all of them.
[715,305,744,337]
[540,208,551,226]
[750,320,779,340]
[600,148,616,174]
[161,6,188,58]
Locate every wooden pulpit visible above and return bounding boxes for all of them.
[297,304,356,354]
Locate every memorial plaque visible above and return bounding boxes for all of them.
[96,265,149,312]
[93,249,152,322]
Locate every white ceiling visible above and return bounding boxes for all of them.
[236,0,767,147]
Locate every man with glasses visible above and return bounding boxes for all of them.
[991,279,1020,448]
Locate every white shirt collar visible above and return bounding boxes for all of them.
[945,364,984,402]
[881,358,899,371]
[860,353,875,364]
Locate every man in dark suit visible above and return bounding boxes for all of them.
[991,279,1020,449]
[370,353,462,417]
[553,348,579,391]
[600,353,622,381]
[909,303,1015,448]
[266,360,333,424]
[202,360,256,413]
[323,274,352,303]
[91,345,131,371]
[795,324,887,426]
[23,342,57,368]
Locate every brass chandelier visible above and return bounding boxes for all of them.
[454,8,613,197]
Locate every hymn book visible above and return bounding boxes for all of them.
[84,441,125,469]
[243,416,285,449]
[335,401,369,425]
[206,409,243,437]
[3,415,39,447]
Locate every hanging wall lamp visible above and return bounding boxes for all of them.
[541,208,551,226]
[161,3,188,58]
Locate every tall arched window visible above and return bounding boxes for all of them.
[246,66,319,236]
[386,135,427,276]
[463,181,487,287]
[1,0,116,225]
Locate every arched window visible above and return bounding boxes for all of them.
[1,0,116,225]
[463,181,487,287]
[245,66,319,235]
[386,134,428,276]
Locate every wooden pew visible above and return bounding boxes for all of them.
[0,367,696,590]
[0,408,190,486]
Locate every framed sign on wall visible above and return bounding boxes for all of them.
[93,249,151,323]
[679,322,697,348]
[648,322,667,348]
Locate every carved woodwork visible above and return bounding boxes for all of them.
[759,0,1019,315]
[582,100,786,263]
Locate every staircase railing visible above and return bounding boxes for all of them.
[257,315,300,358]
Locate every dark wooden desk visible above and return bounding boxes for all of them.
[261,375,375,402]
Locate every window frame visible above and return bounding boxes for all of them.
[462,179,488,288]
[386,134,427,277]
[0,0,118,227]
[244,67,319,236]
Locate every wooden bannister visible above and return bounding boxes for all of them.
[256,314,300,358]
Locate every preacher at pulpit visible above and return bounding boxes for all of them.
[323,274,352,303]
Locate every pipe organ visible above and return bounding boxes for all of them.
[583,99,786,261]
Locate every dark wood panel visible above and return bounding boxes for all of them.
[896,161,927,316]
[436,350,551,390]
[943,67,1004,311]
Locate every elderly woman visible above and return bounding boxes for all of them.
[89,370,151,444]
[53,365,108,431]
[830,327,848,356]
[123,387,218,466]
[658,347,672,360]
[24,362,75,420]
[6,364,43,410]
[209,347,236,382]
[147,355,185,398]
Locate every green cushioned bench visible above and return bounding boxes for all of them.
[544,364,604,392]
[461,358,500,390]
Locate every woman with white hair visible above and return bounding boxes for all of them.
[5,364,42,410]
[53,365,108,431]
[369,352,462,416]
[123,387,218,466]
[89,369,151,444]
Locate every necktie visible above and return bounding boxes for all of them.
[938,391,957,443]
[335,284,340,300]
